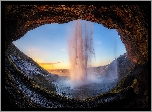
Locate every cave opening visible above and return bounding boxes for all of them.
[10,19,130,100]
[4,4,149,109]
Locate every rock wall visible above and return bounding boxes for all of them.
[5,5,149,64]
[4,4,150,109]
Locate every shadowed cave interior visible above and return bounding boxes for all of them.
[4,4,149,109]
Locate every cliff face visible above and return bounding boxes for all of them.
[4,43,148,108]
[5,5,149,64]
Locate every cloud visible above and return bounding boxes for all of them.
[28,48,36,52]
[61,49,66,52]
[39,62,61,66]
[28,49,31,51]
[95,41,101,44]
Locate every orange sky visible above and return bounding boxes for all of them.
[13,21,126,71]
[38,62,70,70]
[37,59,112,70]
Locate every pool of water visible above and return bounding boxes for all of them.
[52,75,119,100]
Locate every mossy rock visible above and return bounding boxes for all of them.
[33,74,56,91]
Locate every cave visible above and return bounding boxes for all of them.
[3,4,150,110]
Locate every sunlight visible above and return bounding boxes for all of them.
[11,19,128,99]
[13,19,126,72]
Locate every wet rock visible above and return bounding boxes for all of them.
[3,4,149,109]
[4,5,149,65]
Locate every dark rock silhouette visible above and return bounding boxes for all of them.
[3,4,149,109]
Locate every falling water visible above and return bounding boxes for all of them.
[67,19,95,88]
[52,20,119,98]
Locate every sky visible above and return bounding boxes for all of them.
[13,19,126,70]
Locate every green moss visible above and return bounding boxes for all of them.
[109,76,127,93]
[131,78,137,87]
[33,74,56,91]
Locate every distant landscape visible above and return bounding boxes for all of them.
[47,65,108,77]
[5,43,135,107]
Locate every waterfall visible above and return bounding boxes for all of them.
[67,19,94,88]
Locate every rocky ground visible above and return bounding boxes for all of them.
[3,43,149,109]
